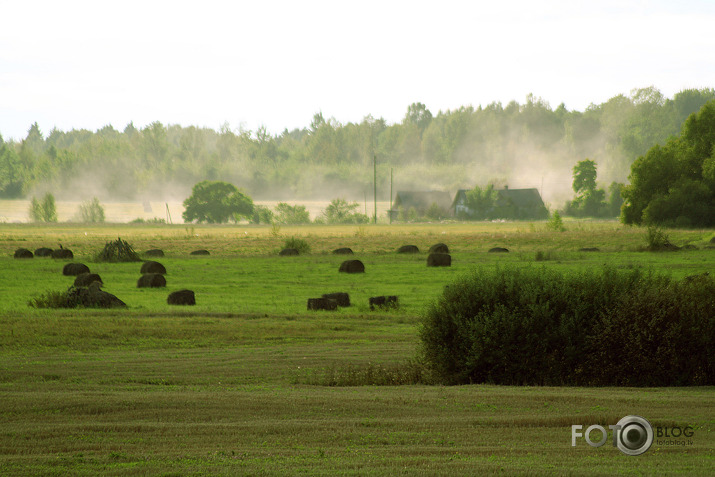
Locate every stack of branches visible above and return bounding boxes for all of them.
[96,237,142,262]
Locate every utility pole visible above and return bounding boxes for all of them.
[373,154,377,224]
[389,168,393,224]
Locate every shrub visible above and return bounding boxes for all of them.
[546,211,565,231]
[29,193,58,223]
[420,266,713,386]
[283,237,310,254]
[78,197,105,223]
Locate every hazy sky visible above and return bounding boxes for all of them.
[1,0,714,141]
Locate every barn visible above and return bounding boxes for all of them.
[451,186,548,220]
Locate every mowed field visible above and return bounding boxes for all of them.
[0,221,714,475]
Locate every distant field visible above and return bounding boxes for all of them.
[0,221,713,475]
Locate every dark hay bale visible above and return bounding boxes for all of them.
[682,244,698,250]
[145,249,165,257]
[369,295,398,310]
[14,248,33,259]
[322,292,350,307]
[140,261,167,274]
[168,289,195,305]
[63,263,90,276]
[332,247,354,255]
[427,253,451,267]
[339,260,365,273]
[279,248,299,256]
[96,237,142,262]
[397,245,420,254]
[66,283,126,308]
[190,249,210,256]
[52,248,74,259]
[137,273,167,288]
[74,273,103,287]
[307,297,338,311]
[429,243,449,254]
[488,247,509,253]
[34,247,53,257]
[578,247,600,252]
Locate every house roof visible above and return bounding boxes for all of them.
[393,191,453,211]
[452,188,545,209]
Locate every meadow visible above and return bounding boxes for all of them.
[0,221,713,475]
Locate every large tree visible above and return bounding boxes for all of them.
[182,181,254,224]
[621,99,715,227]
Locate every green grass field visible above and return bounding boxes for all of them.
[1,221,713,475]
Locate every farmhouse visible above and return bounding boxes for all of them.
[390,191,453,220]
[451,186,548,220]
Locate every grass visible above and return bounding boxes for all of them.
[0,220,713,475]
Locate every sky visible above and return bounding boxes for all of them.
[1,0,714,141]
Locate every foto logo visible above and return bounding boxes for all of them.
[572,415,653,456]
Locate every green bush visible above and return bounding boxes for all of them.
[283,237,310,254]
[420,266,714,386]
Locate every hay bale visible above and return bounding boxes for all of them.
[307,297,338,311]
[168,289,195,305]
[66,283,126,308]
[62,263,90,276]
[339,260,365,273]
[332,247,354,255]
[682,244,698,250]
[14,248,33,259]
[279,248,299,256]
[429,243,449,254]
[74,273,103,287]
[137,273,167,288]
[145,249,165,257]
[397,245,420,254]
[34,247,53,257]
[488,247,509,253]
[190,249,210,256]
[51,248,74,259]
[140,261,167,274]
[578,247,600,252]
[427,253,451,267]
[322,292,350,307]
[369,295,398,310]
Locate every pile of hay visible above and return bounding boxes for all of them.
[427,253,451,267]
[141,261,167,274]
[397,245,420,254]
[34,247,53,257]
[137,273,166,288]
[488,247,509,253]
[339,260,365,273]
[168,289,195,305]
[29,282,126,309]
[51,248,73,259]
[63,263,90,276]
[145,249,164,257]
[307,297,338,311]
[279,248,299,256]
[369,295,398,310]
[190,249,210,256]
[96,237,141,262]
[429,243,449,254]
[322,292,350,307]
[74,273,103,287]
[332,247,354,255]
[14,248,33,259]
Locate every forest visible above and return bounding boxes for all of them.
[1,87,714,209]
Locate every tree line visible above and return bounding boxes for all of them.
[2,87,713,205]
